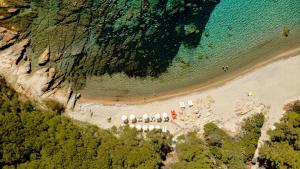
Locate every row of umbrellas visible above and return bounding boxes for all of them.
[121,113,169,123]
[129,124,167,132]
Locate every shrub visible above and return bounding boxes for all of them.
[43,99,65,114]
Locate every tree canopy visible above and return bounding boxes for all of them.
[259,101,300,169]
[172,113,265,169]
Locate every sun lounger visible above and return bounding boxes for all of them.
[188,100,193,107]
[179,102,185,108]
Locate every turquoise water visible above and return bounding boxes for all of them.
[82,0,300,99]
[180,0,300,66]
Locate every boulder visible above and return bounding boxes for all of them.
[67,94,77,110]
[38,47,50,65]
[23,61,31,73]
[7,8,19,13]
[48,67,56,81]
[76,93,81,99]
[0,27,18,48]
[18,61,31,74]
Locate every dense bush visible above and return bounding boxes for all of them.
[43,99,65,114]
[0,77,172,169]
[259,103,300,169]
[172,113,265,169]
[171,132,215,169]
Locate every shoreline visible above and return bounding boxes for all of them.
[80,46,300,105]
[70,52,300,137]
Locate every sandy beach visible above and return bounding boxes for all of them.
[69,50,300,137]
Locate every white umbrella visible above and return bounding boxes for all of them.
[162,112,169,122]
[149,125,155,131]
[155,125,161,130]
[129,114,136,123]
[129,124,135,128]
[143,125,148,132]
[121,115,128,123]
[136,124,142,131]
[142,114,149,122]
[155,113,162,122]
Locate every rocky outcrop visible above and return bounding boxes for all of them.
[0,27,18,48]
[18,61,31,74]
[0,26,67,104]
[38,47,50,65]
[0,38,29,68]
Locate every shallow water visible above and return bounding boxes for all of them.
[81,0,300,100]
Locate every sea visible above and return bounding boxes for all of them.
[81,0,300,101]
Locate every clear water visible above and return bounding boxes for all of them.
[187,0,300,64]
[81,0,300,99]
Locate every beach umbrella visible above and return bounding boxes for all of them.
[136,124,142,131]
[155,125,161,130]
[142,114,149,122]
[149,125,155,131]
[129,114,137,123]
[143,125,148,132]
[162,112,169,122]
[155,113,162,122]
[121,115,128,123]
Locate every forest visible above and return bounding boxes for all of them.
[171,113,265,169]
[258,101,300,168]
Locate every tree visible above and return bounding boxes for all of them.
[259,104,300,168]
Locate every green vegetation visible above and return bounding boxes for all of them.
[258,101,300,169]
[172,132,215,169]
[172,113,265,169]
[0,77,172,168]
[43,99,65,114]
